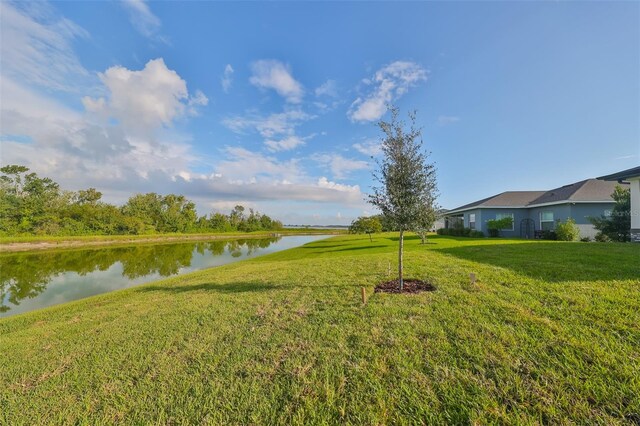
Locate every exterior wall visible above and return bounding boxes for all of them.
[431,217,446,231]
[568,203,615,225]
[630,178,640,242]
[568,203,615,239]
[448,202,618,239]
[476,208,529,237]
[462,209,482,232]
[527,204,572,231]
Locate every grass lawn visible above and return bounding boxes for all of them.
[1,234,639,424]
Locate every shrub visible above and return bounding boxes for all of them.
[437,227,483,238]
[589,186,630,242]
[487,217,513,237]
[580,236,591,242]
[555,218,580,241]
[542,230,557,240]
[594,232,611,242]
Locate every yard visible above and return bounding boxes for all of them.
[1,234,638,424]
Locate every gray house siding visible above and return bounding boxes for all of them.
[528,203,614,238]
[570,203,614,238]
[452,203,614,238]
[462,209,482,231]
[528,204,572,231]
[446,178,621,239]
[569,203,615,224]
[477,208,529,236]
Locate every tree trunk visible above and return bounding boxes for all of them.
[369,232,372,242]
[398,229,404,290]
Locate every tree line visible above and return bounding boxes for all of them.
[0,165,283,236]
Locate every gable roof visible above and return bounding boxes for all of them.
[448,179,625,214]
[449,191,546,213]
[529,179,622,205]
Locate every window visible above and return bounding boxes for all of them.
[496,213,514,230]
[540,211,554,231]
[469,214,476,230]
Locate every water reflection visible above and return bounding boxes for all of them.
[0,236,322,317]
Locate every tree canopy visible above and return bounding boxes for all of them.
[0,165,283,236]
[368,107,438,289]
[349,216,383,242]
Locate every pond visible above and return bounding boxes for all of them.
[0,235,328,318]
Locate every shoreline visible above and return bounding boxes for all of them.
[0,231,343,253]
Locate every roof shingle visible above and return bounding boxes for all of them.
[448,179,626,214]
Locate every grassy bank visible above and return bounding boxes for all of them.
[1,234,638,424]
[0,228,345,252]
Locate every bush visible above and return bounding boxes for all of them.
[580,236,591,242]
[594,232,611,242]
[555,218,580,241]
[541,230,557,240]
[589,186,630,242]
[487,217,513,237]
[436,227,483,238]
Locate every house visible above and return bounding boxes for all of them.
[430,209,448,232]
[445,178,628,239]
[598,166,640,243]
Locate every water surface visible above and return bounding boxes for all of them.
[0,235,328,317]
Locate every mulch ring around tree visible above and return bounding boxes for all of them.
[374,279,436,294]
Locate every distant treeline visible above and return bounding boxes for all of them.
[0,165,283,236]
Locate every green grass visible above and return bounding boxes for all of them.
[1,234,639,424]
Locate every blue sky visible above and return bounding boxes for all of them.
[1,1,638,225]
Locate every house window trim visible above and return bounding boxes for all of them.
[495,212,514,231]
[540,211,554,231]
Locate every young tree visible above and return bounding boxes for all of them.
[368,107,438,290]
[590,185,631,242]
[414,205,438,244]
[349,216,383,242]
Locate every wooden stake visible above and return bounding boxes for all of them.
[387,261,391,277]
[361,287,367,304]
[470,273,477,285]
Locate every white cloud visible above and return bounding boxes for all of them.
[187,90,209,115]
[0,2,92,93]
[120,0,164,41]
[437,115,460,126]
[312,154,370,179]
[348,61,427,122]
[221,64,234,93]
[264,135,305,152]
[83,58,205,136]
[315,79,338,98]
[317,177,360,193]
[222,109,315,151]
[352,139,382,157]
[0,4,367,223]
[223,110,312,138]
[249,60,304,103]
[165,149,365,208]
[216,147,303,184]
